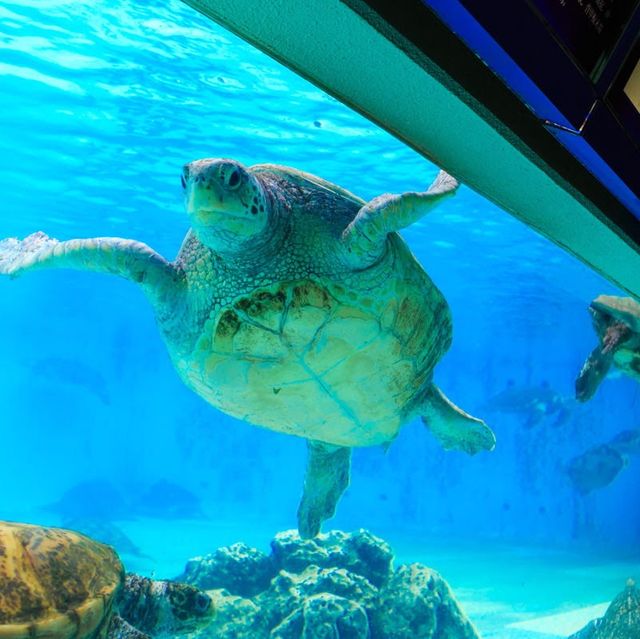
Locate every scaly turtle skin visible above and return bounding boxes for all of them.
[576,295,640,402]
[569,579,640,639]
[0,521,214,639]
[0,159,496,538]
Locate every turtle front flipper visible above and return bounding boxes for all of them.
[106,615,151,639]
[0,232,181,304]
[341,170,458,264]
[576,320,631,402]
[297,441,351,538]
[575,344,615,402]
[420,384,496,454]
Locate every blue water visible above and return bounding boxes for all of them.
[1,1,639,637]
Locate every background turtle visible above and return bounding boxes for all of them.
[0,520,214,639]
[576,295,640,401]
[0,159,495,538]
[566,444,628,495]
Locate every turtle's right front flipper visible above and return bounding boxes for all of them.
[575,321,631,402]
[0,232,181,304]
[575,345,615,402]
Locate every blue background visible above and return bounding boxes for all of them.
[0,0,638,559]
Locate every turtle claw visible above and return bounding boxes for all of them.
[0,231,58,276]
[426,169,459,197]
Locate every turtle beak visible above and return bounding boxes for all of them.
[183,159,250,222]
[181,157,268,252]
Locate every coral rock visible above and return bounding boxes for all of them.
[179,542,275,597]
[375,564,479,639]
[271,529,393,587]
[272,593,370,639]
[185,530,478,639]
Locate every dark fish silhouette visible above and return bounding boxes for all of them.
[61,517,148,558]
[43,479,130,521]
[135,479,205,519]
[31,356,111,405]
[567,444,628,495]
[484,380,572,429]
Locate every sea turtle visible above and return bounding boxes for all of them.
[0,158,496,538]
[566,443,628,495]
[569,579,640,639]
[576,295,640,401]
[0,520,214,639]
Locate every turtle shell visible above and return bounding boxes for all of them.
[180,235,451,448]
[0,521,124,639]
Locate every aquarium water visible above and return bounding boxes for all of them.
[0,1,638,638]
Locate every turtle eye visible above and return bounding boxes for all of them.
[226,168,241,190]
[194,593,210,613]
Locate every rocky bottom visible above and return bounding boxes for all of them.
[176,528,480,639]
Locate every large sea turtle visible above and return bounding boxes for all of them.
[576,295,640,401]
[0,159,495,537]
[0,520,214,639]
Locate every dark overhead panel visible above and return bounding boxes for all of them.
[181,0,640,297]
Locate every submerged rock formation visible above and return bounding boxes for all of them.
[179,529,479,639]
[569,579,640,639]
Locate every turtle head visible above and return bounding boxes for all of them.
[164,581,215,633]
[182,158,269,253]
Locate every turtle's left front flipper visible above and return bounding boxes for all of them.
[342,170,459,264]
[297,441,351,539]
[575,344,615,402]
[421,384,496,455]
[0,232,181,304]
[107,615,150,639]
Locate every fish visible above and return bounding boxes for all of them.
[61,517,149,558]
[31,356,111,405]
[43,479,131,521]
[483,380,572,429]
[134,479,205,519]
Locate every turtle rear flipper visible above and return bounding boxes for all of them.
[297,441,351,538]
[0,231,181,305]
[420,385,495,455]
[107,615,150,639]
